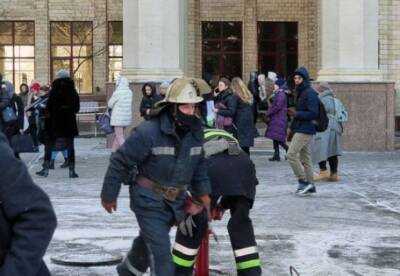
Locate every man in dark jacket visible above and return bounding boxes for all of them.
[0,132,57,276]
[176,129,262,276]
[287,66,319,195]
[101,78,211,276]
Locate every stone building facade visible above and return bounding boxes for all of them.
[0,0,399,122]
[0,0,122,101]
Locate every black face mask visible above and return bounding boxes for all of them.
[176,108,197,129]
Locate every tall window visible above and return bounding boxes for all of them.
[51,22,93,94]
[202,22,242,86]
[258,22,298,77]
[0,21,35,91]
[108,21,123,82]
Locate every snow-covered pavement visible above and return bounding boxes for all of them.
[23,138,400,275]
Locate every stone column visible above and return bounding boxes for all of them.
[93,0,107,96]
[243,0,257,84]
[35,0,50,85]
[318,0,382,81]
[122,0,185,82]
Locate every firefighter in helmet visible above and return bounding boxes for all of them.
[101,78,211,276]
[173,91,262,275]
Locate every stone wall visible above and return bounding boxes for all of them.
[187,0,320,83]
[379,0,400,117]
[316,82,396,151]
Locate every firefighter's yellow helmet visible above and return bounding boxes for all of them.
[156,78,210,107]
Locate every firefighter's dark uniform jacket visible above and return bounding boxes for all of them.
[208,150,258,207]
[101,111,211,221]
[0,133,57,276]
[200,129,262,275]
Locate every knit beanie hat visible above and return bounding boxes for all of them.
[160,81,170,89]
[55,69,70,79]
[275,78,286,89]
[30,81,41,92]
[319,81,332,91]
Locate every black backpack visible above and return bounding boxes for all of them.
[314,98,329,132]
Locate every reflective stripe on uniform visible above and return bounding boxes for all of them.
[236,259,261,270]
[152,146,175,155]
[190,147,202,156]
[123,257,145,276]
[172,254,196,268]
[234,246,258,257]
[173,243,199,256]
[204,129,238,143]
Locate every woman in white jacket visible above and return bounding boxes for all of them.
[108,76,133,151]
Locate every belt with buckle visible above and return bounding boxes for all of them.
[136,175,185,202]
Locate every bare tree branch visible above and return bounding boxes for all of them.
[72,20,107,77]
[72,47,106,76]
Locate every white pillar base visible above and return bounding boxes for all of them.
[318,68,383,82]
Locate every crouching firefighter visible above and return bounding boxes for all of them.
[100,78,211,276]
[175,129,262,276]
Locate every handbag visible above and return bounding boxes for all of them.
[215,102,233,129]
[215,114,233,129]
[97,109,114,135]
[2,106,17,123]
[11,134,35,153]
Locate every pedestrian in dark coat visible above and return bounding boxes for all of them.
[247,72,259,124]
[230,77,256,155]
[213,78,238,134]
[25,81,43,151]
[287,66,319,196]
[265,79,289,161]
[19,83,30,108]
[0,80,24,158]
[36,69,80,178]
[140,82,163,120]
[0,132,57,276]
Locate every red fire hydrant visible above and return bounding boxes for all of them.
[195,228,211,276]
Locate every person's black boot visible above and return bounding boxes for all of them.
[69,162,79,178]
[49,160,55,170]
[36,161,50,177]
[269,151,280,161]
[60,158,69,168]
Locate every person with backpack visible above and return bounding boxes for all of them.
[312,82,346,182]
[287,66,319,196]
[0,80,24,159]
